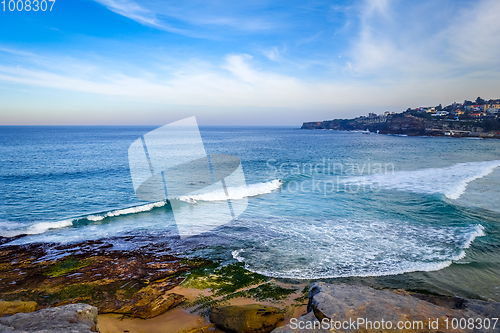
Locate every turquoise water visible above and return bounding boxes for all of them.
[1,126,499,301]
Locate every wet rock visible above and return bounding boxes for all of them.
[0,303,98,333]
[210,304,284,333]
[0,300,37,316]
[100,292,185,319]
[0,239,210,319]
[272,282,500,333]
[271,312,319,333]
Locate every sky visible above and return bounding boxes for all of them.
[0,0,499,125]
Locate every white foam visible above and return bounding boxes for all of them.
[0,201,168,238]
[0,219,76,238]
[179,179,281,203]
[232,249,245,262]
[0,180,281,238]
[86,201,168,220]
[231,219,486,280]
[240,260,456,279]
[462,224,485,249]
[345,160,500,200]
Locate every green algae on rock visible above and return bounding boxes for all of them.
[0,300,37,316]
[44,257,94,278]
[0,239,211,319]
[181,262,267,296]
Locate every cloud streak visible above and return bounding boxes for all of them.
[1,45,499,116]
[92,0,281,37]
[94,0,158,26]
[93,0,194,35]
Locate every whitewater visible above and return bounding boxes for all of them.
[1,180,282,237]
[2,126,500,299]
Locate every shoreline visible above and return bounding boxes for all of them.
[301,127,500,139]
[1,237,499,332]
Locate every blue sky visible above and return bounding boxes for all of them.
[1,0,499,125]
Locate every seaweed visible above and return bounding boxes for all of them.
[44,257,94,278]
[181,262,267,296]
[186,283,297,314]
[293,284,310,304]
[230,283,296,302]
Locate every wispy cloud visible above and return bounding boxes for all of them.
[447,0,500,67]
[346,0,500,79]
[94,0,158,26]
[262,47,280,61]
[92,0,280,37]
[93,0,192,35]
[2,44,499,118]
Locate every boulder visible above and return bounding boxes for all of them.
[0,301,37,316]
[0,303,98,333]
[210,304,284,333]
[272,282,500,333]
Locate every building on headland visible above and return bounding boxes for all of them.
[470,112,486,118]
[487,104,500,113]
[432,111,449,117]
[301,96,500,138]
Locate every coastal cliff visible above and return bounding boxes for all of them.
[302,114,500,138]
[302,97,500,138]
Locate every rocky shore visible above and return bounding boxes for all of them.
[1,238,499,333]
[0,238,308,332]
[0,238,209,318]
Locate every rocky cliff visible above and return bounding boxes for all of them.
[301,115,500,138]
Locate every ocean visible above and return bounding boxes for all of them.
[1,126,499,301]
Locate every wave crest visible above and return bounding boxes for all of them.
[179,179,281,203]
[1,180,281,238]
[345,160,500,200]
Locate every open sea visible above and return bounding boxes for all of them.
[1,126,500,301]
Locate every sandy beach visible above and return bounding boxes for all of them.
[97,283,309,333]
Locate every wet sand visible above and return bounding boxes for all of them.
[97,283,309,333]
[98,307,209,333]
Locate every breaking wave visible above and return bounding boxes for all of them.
[0,180,281,238]
[345,160,500,200]
[179,179,281,203]
[0,219,75,238]
[85,201,168,221]
[0,201,169,238]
